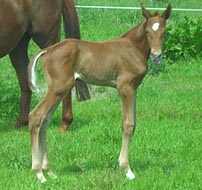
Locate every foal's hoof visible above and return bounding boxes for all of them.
[40,177,47,183]
[14,120,28,130]
[35,172,47,183]
[47,170,57,179]
[126,169,135,180]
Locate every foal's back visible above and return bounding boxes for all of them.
[43,36,146,87]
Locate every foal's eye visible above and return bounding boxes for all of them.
[145,31,149,36]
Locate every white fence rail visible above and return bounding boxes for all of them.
[76,5,202,12]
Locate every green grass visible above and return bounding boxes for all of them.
[0,59,201,190]
[0,1,202,189]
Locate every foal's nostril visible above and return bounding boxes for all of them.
[150,50,162,64]
[151,52,161,59]
[157,53,162,59]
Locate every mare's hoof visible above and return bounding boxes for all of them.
[14,120,28,130]
[59,125,68,133]
[58,127,67,133]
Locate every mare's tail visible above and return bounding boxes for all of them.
[28,50,47,92]
[62,0,80,39]
[62,0,90,101]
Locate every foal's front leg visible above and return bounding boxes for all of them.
[118,85,136,180]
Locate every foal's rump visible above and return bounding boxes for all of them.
[28,41,91,100]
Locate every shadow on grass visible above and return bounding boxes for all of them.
[50,114,92,132]
[59,159,108,177]
[132,158,176,175]
[0,120,15,132]
[0,119,30,134]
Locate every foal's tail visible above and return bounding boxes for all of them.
[28,50,47,92]
[62,0,90,101]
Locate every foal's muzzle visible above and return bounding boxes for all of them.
[150,49,162,64]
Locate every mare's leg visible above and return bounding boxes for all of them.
[9,33,31,129]
[59,92,73,132]
[118,84,136,180]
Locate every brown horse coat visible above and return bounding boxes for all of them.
[0,0,82,129]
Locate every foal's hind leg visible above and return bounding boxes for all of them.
[39,114,57,180]
[29,77,75,183]
[118,85,136,180]
[29,91,62,183]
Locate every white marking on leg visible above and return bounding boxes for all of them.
[36,171,47,183]
[47,170,57,179]
[126,168,135,180]
[152,22,160,31]
[118,134,130,169]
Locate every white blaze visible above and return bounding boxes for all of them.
[152,23,160,31]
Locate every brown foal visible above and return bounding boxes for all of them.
[28,5,172,182]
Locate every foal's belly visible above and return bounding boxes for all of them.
[75,69,117,87]
[75,59,118,87]
[75,43,121,87]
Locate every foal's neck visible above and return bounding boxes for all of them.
[122,23,150,60]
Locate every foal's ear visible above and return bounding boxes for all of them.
[141,4,151,20]
[162,4,172,20]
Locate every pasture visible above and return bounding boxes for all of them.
[0,0,202,189]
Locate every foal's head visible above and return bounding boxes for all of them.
[141,4,172,64]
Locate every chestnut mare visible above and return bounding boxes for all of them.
[0,0,89,129]
[28,5,172,182]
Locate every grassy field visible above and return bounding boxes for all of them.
[0,59,201,190]
[0,1,202,190]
